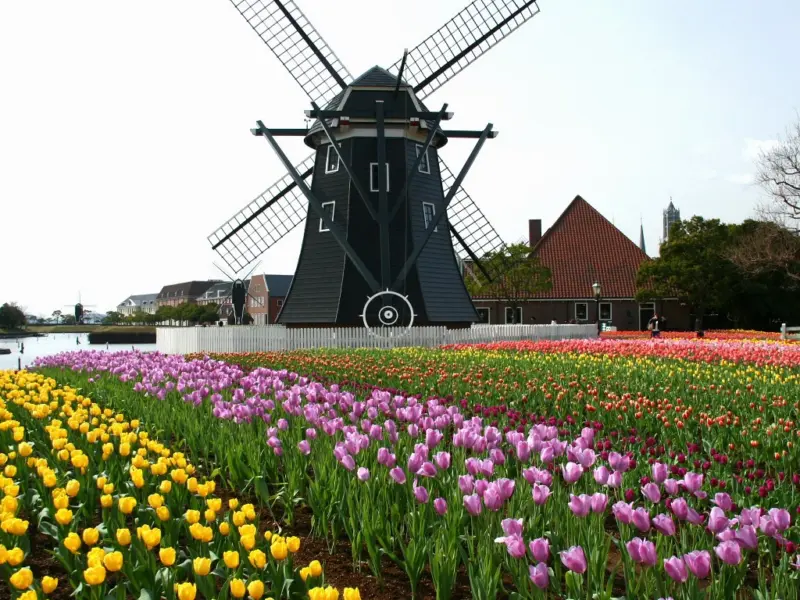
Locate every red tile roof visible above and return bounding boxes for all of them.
[473,195,649,299]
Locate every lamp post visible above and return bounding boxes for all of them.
[592,282,602,336]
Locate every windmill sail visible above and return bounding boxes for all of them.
[391,0,541,100]
[208,154,314,272]
[227,0,352,106]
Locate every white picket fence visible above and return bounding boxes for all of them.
[156,323,597,355]
[780,323,800,340]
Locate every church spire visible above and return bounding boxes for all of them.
[639,218,647,255]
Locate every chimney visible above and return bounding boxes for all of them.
[529,219,542,248]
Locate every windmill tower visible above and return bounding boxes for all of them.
[208,0,543,330]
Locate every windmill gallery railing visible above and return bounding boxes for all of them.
[156,323,596,355]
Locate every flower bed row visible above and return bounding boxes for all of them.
[32,349,800,599]
[0,370,360,600]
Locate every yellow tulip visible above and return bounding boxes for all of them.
[55,508,73,525]
[116,528,132,546]
[219,522,230,536]
[185,509,200,524]
[248,549,267,569]
[204,508,216,522]
[157,506,170,521]
[84,565,107,586]
[176,582,197,600]
[159,547,176,566]
[286,536,300,553]
[18,591,37,600]
[232,511,246,527]
[193,557,212,576]
[309,560,323,578]
[2,518,29,536]
[230,578,246,598]
[240,534,256,551]
[10,567,34,590]
[104,551,124,572]
[96,476,107,489]
[270,541,288,561]
[82,527,100,546]
[100,494,113,508]
[148,493,164,509]
[5,546,24,566]
[300,567,311,581]
[63,532,81,554]
[103,483,114,494]
[206,498,222,512]
[18,442,32,457]
[187,478,198,493]
[142,527,162,549]
[87,547,106,568]
[159,480,172,494]
[65,479,80,497]
[119,496,137,514]
[228,498,239,510]
[42,575,59,594]
[223,550,240,569]
[263,530,272,542]
[247,579,265,600]
[343,588,361,600]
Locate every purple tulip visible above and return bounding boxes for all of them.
[607,470,622,489]
[516,441,531,462]
[540,446,555,464]
[377,447,391,466]
[594,466,610,485]
[479,459,495,477]
[652,513,676,536]
[425,428,443,448]
[458,474,475,494]
[434,451,451,470]
[495,478,516,501]
[389,467,406,485]
[670,498,689,521]
[612,501,634,525]
[632,507,652,532]
[489,448,506,466]
[591,493,608,514]
[712,493,733,512]
[739,507,762,527]
[663,556,688,583]
[501,518,524,537]
[663,478,680,495]
[433,497,448,516]
[495,534,526,559]
[357,467,370,482]
[475,479,489,497]
[559,546,587,574]
[297,440,311,455]
[529,563,549,589]
[562,462,584,484]
[684,550,711,579]
[483,484,504,511]
[651,462,668,484]
[529,537,550,563]
[642,483,661,504]
[708,507,730,534]
[413,480,429,504]
[609,451,631,473]
[735,525,758,550]
[532,484,551,506]
[717,528,736,543]
[760,515,777,537]
[417,461,438,478]
[686,507,705,526]
[340,455,356,471]
[463,493,482,516]
[714,541,742,565]
[627,538,657,567]
[569,494,591,518]
[682,472,703,493]
[768,508,791,531]
[407,453,424,474]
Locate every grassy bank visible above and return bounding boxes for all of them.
[27,324,156,334]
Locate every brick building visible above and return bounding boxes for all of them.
[247,274,294,325]
[196,281,251,320]
[471,195,690,331]
[156,281,216,308]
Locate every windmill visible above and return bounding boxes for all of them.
[64,293,96,325]
[208,0,543,330]
[210,261,266,325]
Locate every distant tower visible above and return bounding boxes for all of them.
[662,199,681,242]
[639,219,647,255]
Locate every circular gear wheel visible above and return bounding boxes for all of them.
[361,290,416,337]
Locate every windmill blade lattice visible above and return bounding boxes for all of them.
[390,0,540,100]
[208,154,314,272]
[228,0,352,106]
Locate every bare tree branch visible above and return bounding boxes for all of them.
[756,119,800,230]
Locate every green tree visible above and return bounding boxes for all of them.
[155,305,174,324]
[51,310,62,324]
[636,217,738,331]
[62,314,77,325]
[102,311,123,325]
[242,311,254,325]
[463,243,552,323]
[0,303,26,330]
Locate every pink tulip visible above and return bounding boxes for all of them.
[569,494,591,518]
[413,480,429,504]
[463,494,482,516]
[607,471,622,489]
[297,440,311,455]
[465,457,480,476]
[495,478,516,501]
[483,484,504,511]
[501,518,524,537]
[651,462,668,484]
[516,441,531,462]
[357,467,370,482]
[652,513,676,536]
[562,462,584,484]
[626,538,657,567]
[632,507,651,532]
[529,537,550,563]
[716,528,736,543]
[612,501,634,525]
[529,563,549,589]
[684,550,711,579]
[609,451,631,473]
[594,466,610,485]
[739,507,762,527]
[433,497,447,516]
[458,474,475,494]
[434,451,451,470]
[540,445,555,464]
[417,461,437,478]
[714,541,742,565]
[663,556,688,583]
[642,483,661,504]
[735,525,758,550]
[495,534,526,559]
[340,455,356,471]
[663,478,680,495]
[591,493,608,513]
[475,479,489,497]
[532,484,551,506]
[670,498,689,520]
[768,508,791,531]
[708,507,730,534]
[389,467,406,484]
[559,546,587,574]
[712,493,733,512]
[682,472,703,493]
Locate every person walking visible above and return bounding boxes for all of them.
[648,313,661,338]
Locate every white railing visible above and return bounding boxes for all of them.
[780,323,800,341]
[156,324,597,355]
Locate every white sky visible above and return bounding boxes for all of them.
[1,0,797,317]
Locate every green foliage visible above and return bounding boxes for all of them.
[61,314,77,326]
[103,311,123,325]
[0,302,26,330]
[463,243,552,300]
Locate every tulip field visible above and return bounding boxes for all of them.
[1,336,799,599]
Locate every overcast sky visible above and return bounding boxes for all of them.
[1,0,797,317]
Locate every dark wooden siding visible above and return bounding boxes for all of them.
[277,141,350,324]
[405,140,478,323]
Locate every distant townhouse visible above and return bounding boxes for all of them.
[117,293,159,316]
[196,280,250,320]
[248,274,293,325]
[156,281,216,308]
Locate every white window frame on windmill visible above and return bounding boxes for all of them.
[319,201,335,233]
[370,162,390,192]
[422,202,438,232]
[415,144,431,174]
[325,144,340,174]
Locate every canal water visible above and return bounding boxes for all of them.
[0,333,157,371]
